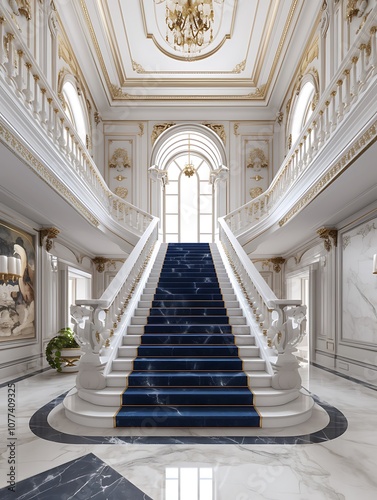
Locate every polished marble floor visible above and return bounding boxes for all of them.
[0,363,377,499]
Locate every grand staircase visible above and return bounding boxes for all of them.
[64,243,314,429]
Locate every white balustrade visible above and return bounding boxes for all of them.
[71,219,159,390]
[218,218,305,390]
[224,21,377,235]
[0,4,153,236]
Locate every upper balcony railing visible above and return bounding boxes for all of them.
[224,16,377,237]
[0,6,152,236]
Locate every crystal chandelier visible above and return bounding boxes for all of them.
[164,0,215,55]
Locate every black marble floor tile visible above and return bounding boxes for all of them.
[0,453,152,500]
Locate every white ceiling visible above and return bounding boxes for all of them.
[56,0,322,117]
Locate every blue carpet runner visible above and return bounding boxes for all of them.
[115,243,260,427]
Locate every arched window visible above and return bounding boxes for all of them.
[290,79,316,146]
[62,80,88,145]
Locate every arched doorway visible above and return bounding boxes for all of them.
[149,124,228,243]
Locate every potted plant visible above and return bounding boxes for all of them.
[45,327,82,373]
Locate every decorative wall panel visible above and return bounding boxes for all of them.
[341,216,377,345]
[0,220,36,343]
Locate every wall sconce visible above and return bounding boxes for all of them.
[373,254,377,274]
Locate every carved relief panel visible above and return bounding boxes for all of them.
[106,139,134,204]
[243,138,272,200]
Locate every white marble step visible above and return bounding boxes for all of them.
[63,388,313,428]
[75,384,298,409]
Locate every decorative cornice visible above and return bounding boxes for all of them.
[317,227,338,251]
[279,121,377,227]
[0,121,100,228]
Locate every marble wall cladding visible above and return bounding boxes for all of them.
[342,217,377,344]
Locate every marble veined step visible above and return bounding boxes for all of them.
[115,405,261,428]
[127,370,250,387]
[127,324,250,335]
[111,357,265,372]
[131,315,246,326]
[138,300,240,309]
[64,388,313,427]
[116,344,259,358]
[135,307,243,316]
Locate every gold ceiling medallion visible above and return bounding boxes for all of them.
[154,0,222,57]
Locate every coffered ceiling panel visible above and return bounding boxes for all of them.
[61,0,321,104]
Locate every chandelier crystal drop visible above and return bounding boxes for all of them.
[164,0,215,55]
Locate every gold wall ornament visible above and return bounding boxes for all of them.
[276,111,284,125]
[138,123,144,136]
[94,111,101,126]
[251,175,263,182]
[8,0,31,20]
[247,148,268,170]
[114,175,126,182]
[151,123,176,144]
[40,227,60,252]
[249,187,263,199]
[202,123,226,145]
[109,148,131,171]
[233,123,239,136]
[114,186,128,199]
[92,257,109,273]
[269,257,286,273]
[317,227,338,251]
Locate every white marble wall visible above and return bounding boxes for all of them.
[341,217,377,345]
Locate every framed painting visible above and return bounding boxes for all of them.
[0,220,36,342]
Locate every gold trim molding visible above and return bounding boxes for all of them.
[279,121,377,227]
[0,121,100,228]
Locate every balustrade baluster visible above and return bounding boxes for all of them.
[343,69,351,112]
[0,17,6,66]
[23,62,32,103]
[4,33,15,82]
[302,137,307,166]
[15,49,24,92]
[371,27,377,74]
[59,117,66,149]
[65,127,70,157]
[330,90,337,131]
[40,88,47,124]
[318,110,325,147]
[350,56,358,101]
[32,75,40,117]
[47,97,53,135]
[307,128,312,162]
[358,44,367,87]
[53,108,59,142]
[324,100,331,138]
[337,80,344,122]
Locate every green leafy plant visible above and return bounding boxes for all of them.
[45,327,80,372]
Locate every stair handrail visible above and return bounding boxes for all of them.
[70,217,160,390]
[218,218,306,390]
[224,10,377,238]
[0,6,152,236]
